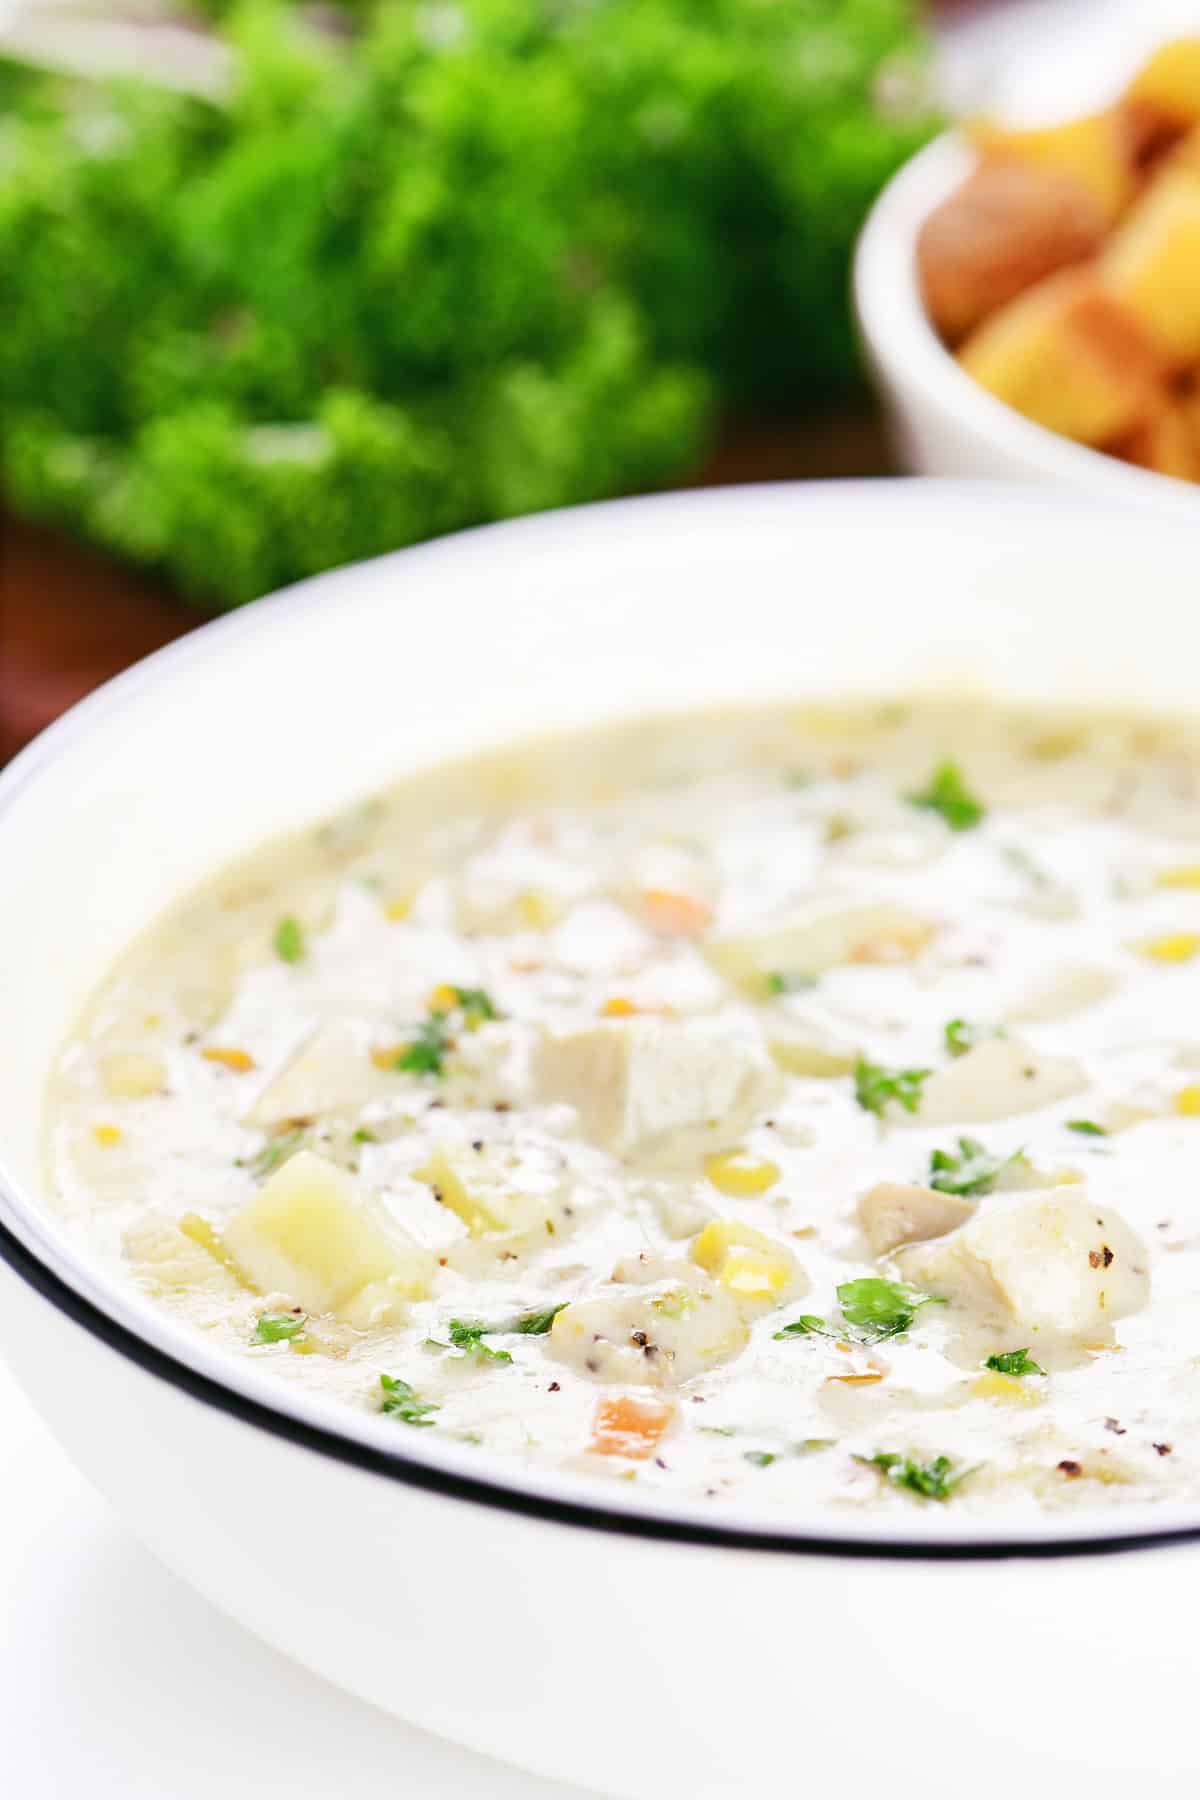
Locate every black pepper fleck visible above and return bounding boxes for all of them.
[1057,1459,1083,1478]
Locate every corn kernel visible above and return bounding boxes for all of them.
[518,890,559,930]
[1156,865,1200,890]
[703,1149,781,1197]
[202,1046,256,1073]
[92,1123,122,1147]
[428,984,459,1013]
[370,1044,405,1071]
[718,1248,791,1301]
[1176,1086,1200,1116]
[971,1371,1043,1406]
[384,893,414,922]
[1141,932,1200,963]
[690,1218,797,1303]
[601,996,637,1018]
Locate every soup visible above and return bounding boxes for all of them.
[45,700,1200,1520]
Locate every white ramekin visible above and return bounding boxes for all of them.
[1,482,1198,1797]
[855,131,1200,519]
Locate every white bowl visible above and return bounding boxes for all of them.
[854,131,1200,518]
[2,481,1199,1796]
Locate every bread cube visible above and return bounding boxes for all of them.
[919,159,1105,342]
[1101,167,1200,364]
[972,111,1135,224]
[1125,38,1200,131]
[958,270,1165,445]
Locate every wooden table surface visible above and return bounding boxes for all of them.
[0,407,895,763]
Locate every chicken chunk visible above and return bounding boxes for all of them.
[908,1036,1086,1127]
[534,1018,780,1157]
[707,901,935,998]
[857,1180,975,1256]
[896,1190,1150,1340]
[548,1260,749,1386]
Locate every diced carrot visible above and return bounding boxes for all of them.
[202,1047,255,1073]
[589,1395,675,1459]
[640,888,713,937]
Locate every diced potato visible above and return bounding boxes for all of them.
[1100,167,1200,363]
[101,1051,167,1100]
[897,1190,1150,1340]
[857,1180,975,1256]
[1117,398,1200,481]
[958,270,1166,446]
[909,1037,1086,1127]
[1006,964,1118,1024]
[972,111,1136,224]
[707,902,934,999]
[767,1021,859,1078]
[124,1211,245,1300]
[690,1218,804,1305]
[971,1371,1044,1406]
[918,159,1106,342]
[414,1146,558,1240]
[250,1021,384,1125]
[549,1267,750,1386]
[1125,38,1200,130]
[646,1180,715,1240]
[223,1149,435,1327]
[534,1018,780,1156]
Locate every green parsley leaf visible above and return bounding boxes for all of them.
[379,1374,440,1426]
[273,915,306,964]
[775,1282,942,1346]
[858,1451,978,1501]
[743,1450,777,1468]
[984,1349,1046,1377]
[766,971,787,995]
[244,1126,307,1181]
[944,1017,981,1058]
[853,1058,931,1118]
[396,1015,452,1077]
[794,1438,836,1454]
[252,1311,308,1345]
[1067,1119,1107,1137]
[446,1320,514,1364]
[773,1313,833,1340]
[928,1136,1013,1197]
[837,1277,941,1342]
[352,1126,378,1144]
[509,1303,569,1336]
[449,985,498,1029]
[907,762,985,832]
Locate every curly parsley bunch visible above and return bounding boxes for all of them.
[0,0,936,607]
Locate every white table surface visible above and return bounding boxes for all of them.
[0,1355,588,1798]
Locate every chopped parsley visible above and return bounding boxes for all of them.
[439,1303,567,1363]
[907,762,985,832]
[396,1014,453,1077]
[273,915,306,964]
[743,1450,777,1468]
[352,1126,378,1144]
[1067,1119,1107,1137]
[928,1136,1014,1197]
[854,1059,930,1118]
[944,1017,981,1058]
[765,970,816,996]
[985,1349,1045,1377]
[394,986,499,1078]
[379,1374,440,1426]
[243,1126,307,1181]
[858,1451,978,1501]
[252,1311,308,1345]
[775,1279,941,1346]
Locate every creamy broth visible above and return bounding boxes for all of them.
[45,701,1200,1521]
